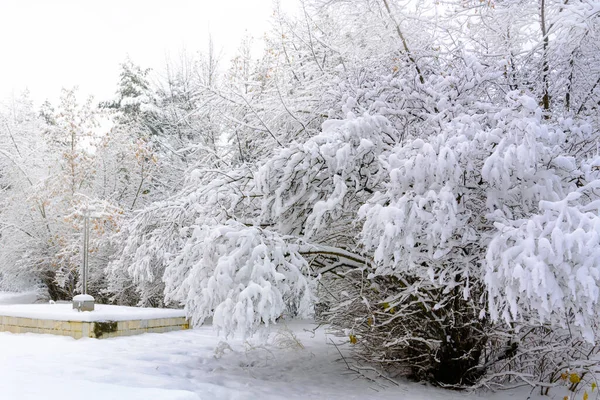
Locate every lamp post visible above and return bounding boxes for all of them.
[82,208,90,295]
[73,203,102,312]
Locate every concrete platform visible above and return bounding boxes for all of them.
[0,303,189,339]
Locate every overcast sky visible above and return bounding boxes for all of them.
[0,0,286,105]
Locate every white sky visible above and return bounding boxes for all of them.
[0,0,287,105]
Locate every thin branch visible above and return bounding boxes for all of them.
[381,0,425,85]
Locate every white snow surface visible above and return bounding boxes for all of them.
[0,319,545,400]
[0,303,185,321]
[0,290,41,305]
[73,294,95,301]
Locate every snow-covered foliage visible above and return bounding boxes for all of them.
[0,92,49,292]
[256,113,392,240]
[485,122,600,341]
[102,0,600,388]
[164,222,313,336]
[348,90,599,384]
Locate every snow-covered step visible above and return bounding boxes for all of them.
[0,303,188,339]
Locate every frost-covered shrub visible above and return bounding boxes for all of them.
[113,112,387,333]
[103,0,600,389]
[333,93,600,386]
[164,222,313,335]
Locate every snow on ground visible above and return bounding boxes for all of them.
[0,290,40,305]
[0,318,550,400]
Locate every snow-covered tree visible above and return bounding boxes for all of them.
[0,92,49,293]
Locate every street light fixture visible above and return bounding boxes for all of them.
[73,202,104,312]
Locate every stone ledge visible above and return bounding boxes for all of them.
[0,317,189,339]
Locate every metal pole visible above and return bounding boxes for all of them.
[83,213,89,295]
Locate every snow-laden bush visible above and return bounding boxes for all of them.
[111,112,386,327]
[112,90,600,387]
[164,222,313,336]
[104,0,600,389]
[336,92,600,386]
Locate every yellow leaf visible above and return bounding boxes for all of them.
[570,373,581,384]
[561,373,569,381]
[592,383,597,392]
[564,397,569,400]
[349,335,357,344]
[367,317,373,326]
[584,391,589,400]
